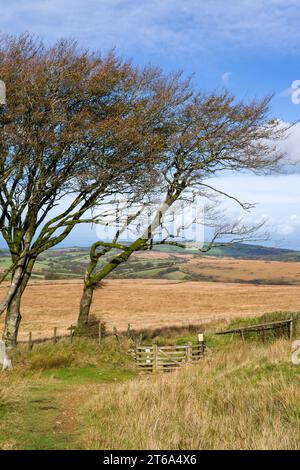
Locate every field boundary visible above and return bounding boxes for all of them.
[216,318,294,340]
[15,316,224,349]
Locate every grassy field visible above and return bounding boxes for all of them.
[182,256,300,285]
[1,277,300,340]
[2,244,300,340]
[1,312,300,450]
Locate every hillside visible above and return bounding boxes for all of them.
[1,243,300,283]
[154,242,300,260]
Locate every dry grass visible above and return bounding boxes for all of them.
[0,376,25,410]
[1,276,300,340]
[185,256,300,285]
[81,339,300,450]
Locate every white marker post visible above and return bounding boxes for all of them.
[0,340,12,371]
[198,333,205,357]
[0,80,6,105]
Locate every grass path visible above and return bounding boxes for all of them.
[0,337,139,450]
[1,377,129,450]
[53,383,107,446]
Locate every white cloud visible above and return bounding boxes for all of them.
[210,172,300,247]
[1,0,300,55]
[222,72,232,83]
[276,87,294,99]
[272,214,300,236]
[278,121,300,167]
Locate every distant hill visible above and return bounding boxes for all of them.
[1,242,299,261]
[200,243,300,261]
[153,242,300,261]
[1,243,300,283]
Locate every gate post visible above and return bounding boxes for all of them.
[198,333,205,357]
[153,344,158,372]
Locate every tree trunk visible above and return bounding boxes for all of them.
[76,196,176,329]
[2,257,36,347]
[0,261,27,315]
[77,284,95,329]
[2,286,22,347]
[77,238,152,329]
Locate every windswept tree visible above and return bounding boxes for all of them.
[0,33,189,345]
[76,91,287,329]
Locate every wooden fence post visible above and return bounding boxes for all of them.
[70,325,74,343]
[186,342,192,363]
[113,327,120,345]
[28,331,33,351]
[53,327,57,344]
[289,319,293,340]
[153,344,158,372]
[98,322,102,345]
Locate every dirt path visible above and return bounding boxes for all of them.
[53,383,106,447]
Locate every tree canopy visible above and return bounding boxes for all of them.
[0,33,189,345]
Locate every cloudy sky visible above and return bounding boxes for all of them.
[1,0,300,248]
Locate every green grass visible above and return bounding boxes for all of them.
[0,337,139,450]
[139,311,300,351]
[164,270,187,280]
[0,377,65,450]
[43,366,136,384]
[130,267,163,277]
[13,336,137,378]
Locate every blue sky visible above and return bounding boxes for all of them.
[1,0,300,248]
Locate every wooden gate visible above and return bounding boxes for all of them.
[133,341,205,372]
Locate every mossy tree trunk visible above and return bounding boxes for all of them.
[77,195,179,329]
[2,257,35,347]
[78,284,95,329]
[3,287,22,347]
[77,238,149,329]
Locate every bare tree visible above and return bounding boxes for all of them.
[0,33,189,345]
[76,91,287,329]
